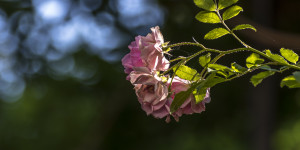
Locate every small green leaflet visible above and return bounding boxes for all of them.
[208,64,233,72]
[280,76,300,88]
[173,65,201,81]
[222,5,243,21]
[208,64,234,77]
[246,53,264,68]
[231,62,247,73]
[265,50,288,64]
[250,71,275,87]
[193,73,225,104]
[204,28,230,40]
[293,71,300,83]
[280,48,299,64]
[193,88,207,104]
[199,53,211,67]
[218,0,239,10]
[259,65,278,72]
[194,0,216,11]
[195,11,220,24]
[232,24,257,32]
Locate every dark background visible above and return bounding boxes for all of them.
[0,0,300,150]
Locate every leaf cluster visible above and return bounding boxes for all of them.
[168,0,300,114]
[194,0,256,40]
[246,48,300,87]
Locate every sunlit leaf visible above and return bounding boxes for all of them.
[222,5,243,21]
[280,48,299,64]
[193,73,225,103]
[208,64,232,72]
[193,89,207,104]
[250,71,275,87]
[208,64,233,77]
[204,28,230,40]
[194,0,216,11]
[195,11,220,24]
[280,76,300,88]
[232,24,257,32]
[174,65,201,81]
[265,50,288,64]
[218,0,238,10]
[199,53,211,67]
[246,53,264,68]
[231,62,247,73]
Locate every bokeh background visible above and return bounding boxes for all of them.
[0,0,300,150]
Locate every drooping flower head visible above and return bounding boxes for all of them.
[122,26,211,122]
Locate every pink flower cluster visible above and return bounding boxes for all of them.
[122,26,210,122]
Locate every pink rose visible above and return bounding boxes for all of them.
[121,26,170,80]
[130,67,169,119]
[121,36,145,80]
[140,26,169,71]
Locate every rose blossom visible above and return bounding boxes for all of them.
[140,26,169,71]
[121,26,169,80]
[122,27,210,122]
[130,67,170,119]
[122,36,145,80]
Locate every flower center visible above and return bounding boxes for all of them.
[145,85,155,94]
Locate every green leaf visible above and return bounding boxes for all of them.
[218,0,238,10]
[281,76,300,88]
[293,71,300,83]
[193,89,207,104]
[194,0,216,11]
[265,50,289,64]
[246,53,264,68]
[174,65,200,81]
[195,11,220,24]
[170,90,192,113]
[204,28,230,40]
[222,5,243,21]
[232,24,257,32]
[208,64,233,77]
[199,53,211,67]
[280,48,299,64]
[193,73,225,103]
[208,64,233,72]
[250,71,275,87]
[259,65,278,72]
[199,74,226,89]
[231,62,247,73]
